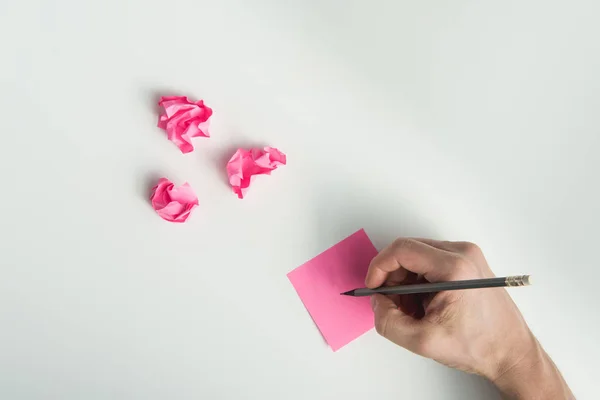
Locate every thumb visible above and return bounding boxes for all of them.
[371,294,422,349]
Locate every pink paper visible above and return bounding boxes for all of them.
[226,147,286,199]
[157,96,212,153]
[287,229,378,351]
[150,178,199,223]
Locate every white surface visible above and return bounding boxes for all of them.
[1,0,599,398]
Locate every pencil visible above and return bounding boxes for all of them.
[341,275,531,297]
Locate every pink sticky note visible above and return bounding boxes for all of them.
[287,229,378,351]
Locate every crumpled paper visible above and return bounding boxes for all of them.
[226,147,286,199]
[150,178,199,223]
[157,96,212,153]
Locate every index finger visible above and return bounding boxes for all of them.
[365,238,456,288]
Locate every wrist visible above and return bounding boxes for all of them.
[491,339,574,399]
[478,325,538,383]
[492,337,543,395]
[490,330,539,381]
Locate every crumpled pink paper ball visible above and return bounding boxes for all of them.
[157,96,213,153]
[226,147,286,199]
[150,178,199,223]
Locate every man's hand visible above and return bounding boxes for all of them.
[366,238,574,399]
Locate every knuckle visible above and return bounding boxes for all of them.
[394,238,415,251]
[458,241,482,258]
[447,255,483,280]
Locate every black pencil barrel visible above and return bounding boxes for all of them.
[344,275,530,297]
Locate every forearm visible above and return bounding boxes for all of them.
[492,339,574,400]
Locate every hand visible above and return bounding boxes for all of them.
[366,239,573,399]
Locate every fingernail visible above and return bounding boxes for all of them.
[370,295,377,310]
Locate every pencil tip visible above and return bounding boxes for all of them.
[340,290,355,296]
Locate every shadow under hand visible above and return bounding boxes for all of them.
[311,178,441,253]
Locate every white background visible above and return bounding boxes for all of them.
[1,0,598,399]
